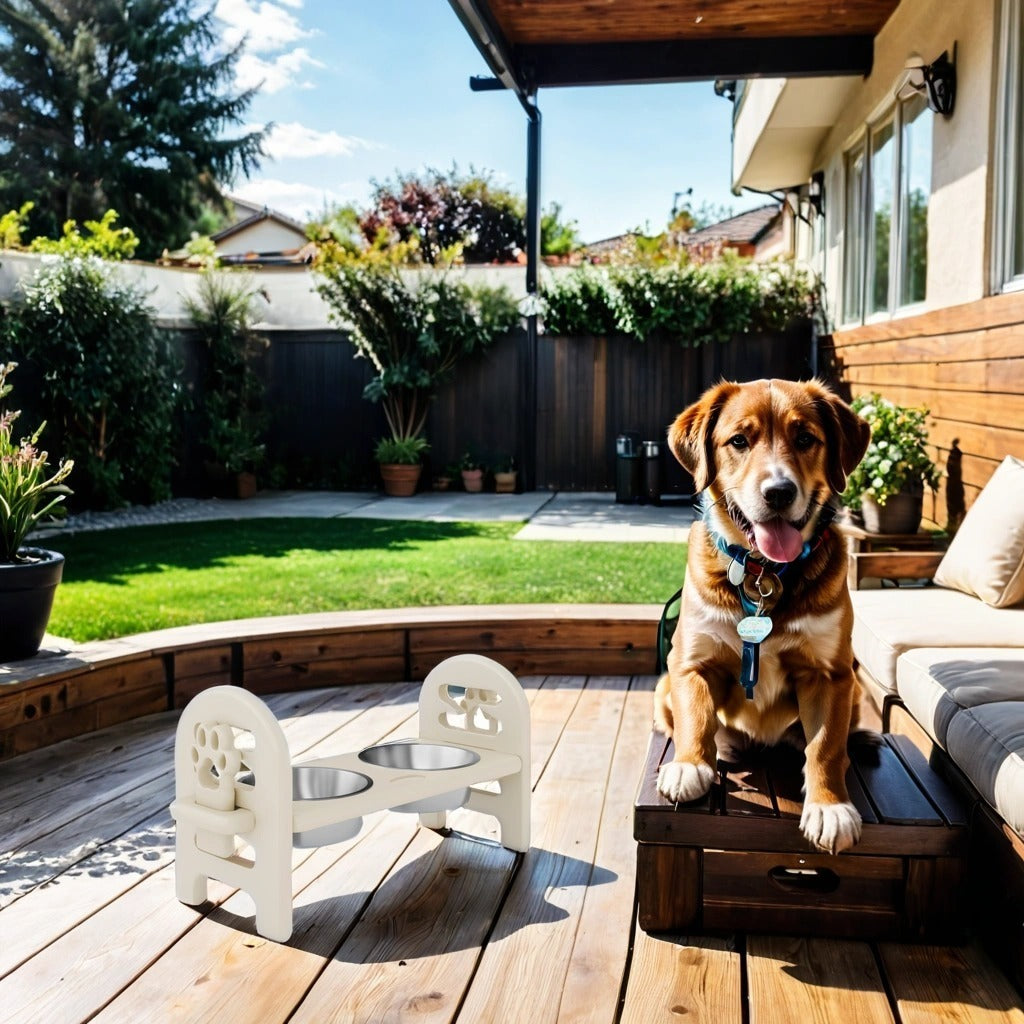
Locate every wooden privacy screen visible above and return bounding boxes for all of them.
[825,290,1024,527]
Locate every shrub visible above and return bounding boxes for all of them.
[1,256,179,509]
[540,255,817,344]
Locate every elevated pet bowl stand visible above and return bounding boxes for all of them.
[169,654,531,941]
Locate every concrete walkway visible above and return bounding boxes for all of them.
[46,490,699,543]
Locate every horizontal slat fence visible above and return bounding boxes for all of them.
[824,290,1024,528]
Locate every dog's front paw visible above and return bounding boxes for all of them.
[800,801,862,853]
[658,760,716,804]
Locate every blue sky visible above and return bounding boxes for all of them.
[215,0,750,243]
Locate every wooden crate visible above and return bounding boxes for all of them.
[634,731,969,939]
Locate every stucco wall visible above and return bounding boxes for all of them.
[816,0,994,317]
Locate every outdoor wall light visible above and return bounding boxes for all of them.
[894,47,956,116]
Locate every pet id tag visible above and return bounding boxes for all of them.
[737,615,773,699]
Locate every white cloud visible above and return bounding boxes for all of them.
[214,0,311,53]
[255,121,378,160]
[234,47,323,94]
[231,177,362,220]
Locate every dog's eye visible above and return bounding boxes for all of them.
[728,434,749,450]
[794,431,818,451]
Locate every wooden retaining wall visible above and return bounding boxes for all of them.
[0,605,661,762]
[825,290,1024,528]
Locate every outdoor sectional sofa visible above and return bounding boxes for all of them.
[848,454,1024,983]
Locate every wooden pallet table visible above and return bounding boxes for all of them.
[634,731,970,939]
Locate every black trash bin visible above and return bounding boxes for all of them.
[642,440,662,505]
[615,432,641,503]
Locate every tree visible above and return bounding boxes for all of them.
[0,0,266,258]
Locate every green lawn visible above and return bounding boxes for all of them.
[48,517,686,642]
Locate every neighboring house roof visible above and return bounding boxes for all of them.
[684,203,782,247]
[211,202,308,245]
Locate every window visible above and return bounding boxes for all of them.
[840,99,933,322]
[994,0,1024,290]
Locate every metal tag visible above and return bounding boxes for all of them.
[737,616,774,644]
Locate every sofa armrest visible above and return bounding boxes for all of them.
[848,550,945,590]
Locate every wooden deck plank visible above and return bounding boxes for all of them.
[877,941,1024,1023]
[288,828,517,1024]
[746,936,896,1023]
[90,813,417,1024]
[620,929,742,1024]
[557,676,658,1024]
[455,677,631,1023]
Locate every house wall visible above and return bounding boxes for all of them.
[215,219,309,256]
[814,0,994,317]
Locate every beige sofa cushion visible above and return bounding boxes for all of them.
[850,587,1024,695]
[947,702,1024,840]
[934,455,1024,608]
[897,648,1024,748]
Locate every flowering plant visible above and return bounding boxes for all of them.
[842,393,939,508]
[0,362,74,562]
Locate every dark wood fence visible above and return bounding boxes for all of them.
[170,321,814,494]
[824,290,1024,528]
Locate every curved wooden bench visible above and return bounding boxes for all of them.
[0,604,662,761]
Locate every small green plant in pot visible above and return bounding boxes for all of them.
[842,393,940,534]
[374,435,429,496]
[0,362,74,659]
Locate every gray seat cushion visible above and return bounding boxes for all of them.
[851,587,1024,695]
[897,648,1024,747]
[947,701,1024,840]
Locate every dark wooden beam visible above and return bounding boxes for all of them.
[518,35,874,87]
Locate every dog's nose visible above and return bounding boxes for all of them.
[763,480,798,510]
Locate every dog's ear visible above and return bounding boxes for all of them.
[668,381,737,492]
[816,389,872,494]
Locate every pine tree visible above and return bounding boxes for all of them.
[0,0,266,257]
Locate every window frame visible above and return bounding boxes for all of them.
[993,0,1024,293]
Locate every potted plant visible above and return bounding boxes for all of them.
[842,393,940,534]
[0,362,73,660]
[434,463,459,491]
[459,451,485,493]
[374,435,429,496]
[494,455,518,493]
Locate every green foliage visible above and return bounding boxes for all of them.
[0,361,73,561]
[373,435,429,465]
[1,256,179,509]
[0,202,33,249]
[540,202,581,257]
[315,261,521,441]
[27,210,139,260]
[842,394,940,507]
[183,273,269,474]
[0,0,266,259]
[540,255,817,344]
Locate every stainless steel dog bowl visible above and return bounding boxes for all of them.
[357,739,480,813]
[239,765,372,847]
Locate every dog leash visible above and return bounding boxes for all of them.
[701,501,837,698]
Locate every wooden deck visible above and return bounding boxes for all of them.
[2,674,1023,1024]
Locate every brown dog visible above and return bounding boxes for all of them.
[654,378,871,853]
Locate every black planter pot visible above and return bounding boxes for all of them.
[0,547,65,661]
[860,482,925,535]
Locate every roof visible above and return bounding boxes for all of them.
[212,203,308,244]
[448,0,902,93]
[685,203,781,245]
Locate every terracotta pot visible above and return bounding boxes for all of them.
[236,471,257,500]
[494,471,517,494]
[860,482,924,534]
[379,463,422,497]
[461,468,484,493]
[0,547,65,661]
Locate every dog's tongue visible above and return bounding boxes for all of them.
[752,520,804,563]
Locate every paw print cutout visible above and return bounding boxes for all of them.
[438,684,503,735]
[190,722,242,809]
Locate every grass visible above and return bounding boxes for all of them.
[48,517,687,642]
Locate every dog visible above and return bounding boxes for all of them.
[653,378,871,853]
